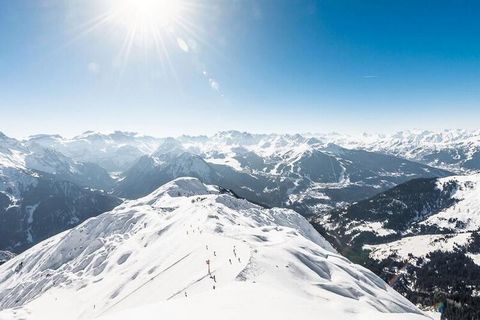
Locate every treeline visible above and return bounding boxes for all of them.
[381,250,480,320]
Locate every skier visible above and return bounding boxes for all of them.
[206,259,211,275]
[184,292,188,298]
[229,258,232,265]
[213,251,216,256]
[213,275,216,283]
[206,244,209,250]
[15,261,23,273]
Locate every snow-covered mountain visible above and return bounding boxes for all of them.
[28,131,162,172]
[322,129,480,173]
[1,129,478,318]
[0,178,429,320]
[0,130,454,256]
[116,131,450,216]
[311,174,480,317]
[116,151,219,199]
[21,129,480,175]
[0,132,121,253]
[315,173,480,251]
[0,174,121,253]
[353,174,480,260]
[1,132,114,191]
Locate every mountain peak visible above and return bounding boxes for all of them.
[143,177,216,201]
[0,179,427,320]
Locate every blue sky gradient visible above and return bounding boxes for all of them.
[1,0,479,137]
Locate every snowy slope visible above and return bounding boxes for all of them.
[364,233,472,261]
[0,178,429,320]
[421,174,480,231]
[311,173,480,289]
[359,174,480,262]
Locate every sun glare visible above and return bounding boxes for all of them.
[73,0,208,80]
[120,0,183,29]
[91,0,196,74]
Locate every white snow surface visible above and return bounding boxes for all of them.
[467,253,480,266]
[420,174,480,231]
[0,177,429,320]
[364,233,472,261]
[346,221,397,238]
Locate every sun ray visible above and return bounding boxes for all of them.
[58,0,221,93]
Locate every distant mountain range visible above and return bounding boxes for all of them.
[1,129,472,254]
[115,132,452,218]
[323,129,480,173]
[0,132,121,253]
[28,131,161,172]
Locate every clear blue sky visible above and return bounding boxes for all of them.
[1,0,479,138]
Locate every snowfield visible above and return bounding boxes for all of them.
[346,221,397,238]
[0,178,429,320]
[364,233,472,261]
[421,174,480,231]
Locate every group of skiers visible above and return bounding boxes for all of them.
[184,243,242,298]
[186,225,203,236]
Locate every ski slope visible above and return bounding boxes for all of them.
[0,178,430,320]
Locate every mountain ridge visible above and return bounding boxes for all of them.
[0,177,429,320]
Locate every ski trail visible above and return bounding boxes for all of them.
[166,271,215,300]
[98,252,192,316]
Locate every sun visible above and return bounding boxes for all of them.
[119,0,183,30]
[95,0,193,72]
[74,0,205,77]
